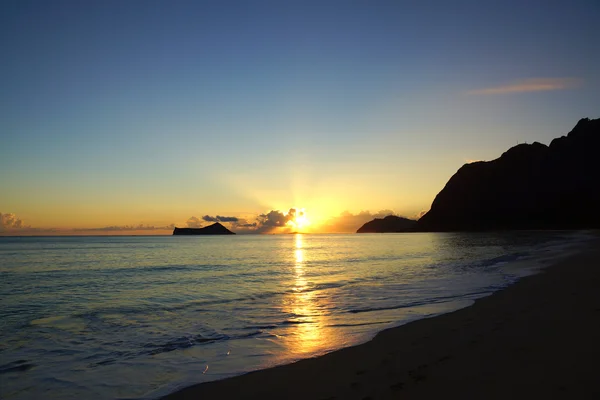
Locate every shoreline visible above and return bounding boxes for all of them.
[162,239,600,399]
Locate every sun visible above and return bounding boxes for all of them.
[288,208,310,230]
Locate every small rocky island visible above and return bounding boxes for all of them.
[356,215,417,233]
[173,222,235,235]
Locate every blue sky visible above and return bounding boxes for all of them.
[1,0,599,233]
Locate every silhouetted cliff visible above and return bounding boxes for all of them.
[417,118,600,231]
[357,215,417,233]
[173,222,235,235]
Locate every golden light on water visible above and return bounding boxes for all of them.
[294,234,307,292]
[295,248,304,264]
[279,234,330,357]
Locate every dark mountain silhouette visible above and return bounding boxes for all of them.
[417,118,600,231]
[173,222,235,235]
[357,215,417,233]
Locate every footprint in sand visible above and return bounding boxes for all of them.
[437,355,453,363]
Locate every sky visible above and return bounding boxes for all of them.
[1,0,599,235]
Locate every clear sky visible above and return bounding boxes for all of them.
[1,0,599,234]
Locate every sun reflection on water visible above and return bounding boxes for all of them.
[280,234,330,357]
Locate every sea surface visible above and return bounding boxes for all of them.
[0,232,591,399]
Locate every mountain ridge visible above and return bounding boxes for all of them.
[415,118,600,231]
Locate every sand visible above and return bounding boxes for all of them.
[163,241,600,399]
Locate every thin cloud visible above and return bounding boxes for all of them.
[202,215,239,223]
[231,218,257,229]
[75,224,175,232]
[467,78,582,95]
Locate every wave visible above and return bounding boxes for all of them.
[0,359,36,375]
[83,326,288,367]
[227,324,278,331]
[85,334,227,367]
[326,321,392,328]
[476,252,529,268]
[69,281,346,320]
[346,288,500,314]
[142,334,224,355]
[281,319,314,325]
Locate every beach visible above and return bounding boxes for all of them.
[164,239,600,399]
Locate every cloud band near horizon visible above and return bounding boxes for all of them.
[467,77,582,95]
[1,209,422,235]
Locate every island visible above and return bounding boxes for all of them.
[356,215,417,233]
[172,222,236,235]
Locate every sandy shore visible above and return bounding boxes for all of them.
[163,241,600,399]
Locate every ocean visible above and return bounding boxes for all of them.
[0,232,590,399]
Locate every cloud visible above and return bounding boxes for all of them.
[230,217,257,228]
[320,210,397,233]
[233,220,258,229]
[186,208,404,234]
[75,224,175,232]
[0,213,175,235]
[257,208,296,228]
[186,216,203,228]
[416,210,428,220]
[222,209,301,234]
[0,212,62,235]
[202,215,239,223]
[1,212,24,231]
[250,208,306,233]
[467,78,582,95]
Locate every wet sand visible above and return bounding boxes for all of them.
[163,241,600,399]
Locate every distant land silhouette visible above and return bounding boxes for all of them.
[356,215,417,233]
[173,222,235,235]
[357,118,599,233]
[416,118,600,231]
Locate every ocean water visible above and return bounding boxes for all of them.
[0,232,590,399]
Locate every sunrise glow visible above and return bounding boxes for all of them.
[288,208,310,231]
[1,2,595,237]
